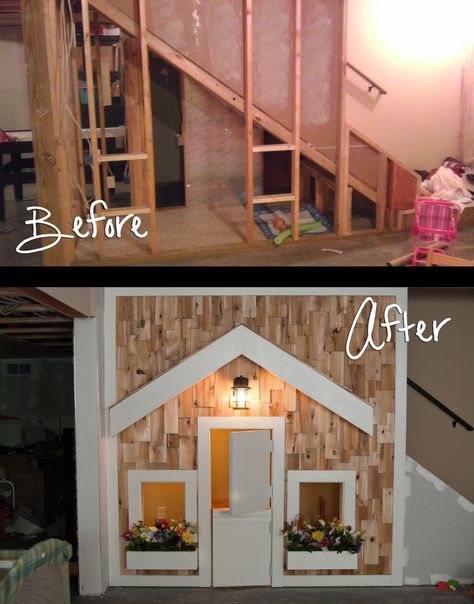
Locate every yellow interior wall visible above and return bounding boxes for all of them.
[142,482,185,525]
[299,483,342,523]
[210,429,271,509]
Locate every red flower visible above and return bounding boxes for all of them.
[437,582,449,591]
[323,538,331,546]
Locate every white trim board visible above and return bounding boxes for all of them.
[110,325,374,436]
[128,470,198,527]
[287,470,356,527]
[197,417,285,588]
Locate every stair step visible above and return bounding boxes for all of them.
[253,144,296,153]
[98,152,148,163]
[253,194,295,204]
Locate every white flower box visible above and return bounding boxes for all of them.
[126,550,198,571]
[287,550,358,570]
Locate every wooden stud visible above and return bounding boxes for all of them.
[376,154,389,232]
[123,34,147,207]
[291,0,302,243]
[21,0,77,265]
[335,0,349,237]
[243,0,254,244]
[81,0,106,259]
[94,11,111,207]
[138,0,158,255]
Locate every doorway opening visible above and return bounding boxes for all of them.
[150,56,186,208]
[198,417,285,588]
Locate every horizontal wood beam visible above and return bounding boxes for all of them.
[11,287,89,318]
[0,317,73,325]
[16,334,72,340]
[0,327,71,334]
[0,304,51,313]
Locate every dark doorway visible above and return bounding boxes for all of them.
[262,132,292,195]
[150,56,186,208]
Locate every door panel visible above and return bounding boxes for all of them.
[212,510,271,587]
[229,430,271,516]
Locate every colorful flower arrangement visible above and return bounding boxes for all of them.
[123,519,198,552]
[282,516,364,554]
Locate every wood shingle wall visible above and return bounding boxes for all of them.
[116,296,396,577]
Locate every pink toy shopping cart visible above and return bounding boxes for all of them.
[412,198,461,266]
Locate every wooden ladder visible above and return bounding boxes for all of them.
[80,0,157,258]
[244,0,302,244]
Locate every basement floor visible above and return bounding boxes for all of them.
[2,186,474,266]
[72,586,473,603]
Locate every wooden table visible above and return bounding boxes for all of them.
[0,127,126,221]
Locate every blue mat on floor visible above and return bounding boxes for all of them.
[241,195,333,240]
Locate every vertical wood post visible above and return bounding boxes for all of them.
[138,0,157,255]
[335,0,350,236]
[94,11,111,206]
[376,154,389,232]
[291,0,302,242]
[123,35,147,207]
[81,0,106,258]
[244,0,254,244]
[21,0,79,265]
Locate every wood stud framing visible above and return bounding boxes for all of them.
[244,0,302,244]
[80,0,157,258]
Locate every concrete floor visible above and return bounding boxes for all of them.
[72,586,473,603]
[2,185,474,266]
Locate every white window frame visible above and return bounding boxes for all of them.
[287,470,356,529]
[127,470,198,527]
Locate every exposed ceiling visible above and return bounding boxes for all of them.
[0,1,21,26]
[0,288,74,355]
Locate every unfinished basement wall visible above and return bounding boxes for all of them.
[106,0,342,163]
[183,78,262,207]
[115,295,397,577]
[0,26,30,130]
[346,0,471,170]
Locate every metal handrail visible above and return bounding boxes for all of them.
[347,62,388,95]
[407,378,473,431]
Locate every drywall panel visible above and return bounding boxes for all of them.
[146,0,243,96]
[107,0,340,156]
[301,0,341,162]
[404,456,474,585]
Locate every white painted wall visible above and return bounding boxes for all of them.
[38,288,99,317]
[404,456,474,586]
[0,27,30,131]
[347,0,474,170]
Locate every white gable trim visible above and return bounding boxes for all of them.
[110,325,373,436]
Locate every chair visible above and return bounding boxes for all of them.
[0,539,72,604]
[412,198,461,266]
[426,251,474,266]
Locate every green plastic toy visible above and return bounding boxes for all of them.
[273,221,324,246]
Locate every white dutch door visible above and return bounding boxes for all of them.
[213,430,272,587]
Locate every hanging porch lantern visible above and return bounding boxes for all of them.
[230,375,251,409]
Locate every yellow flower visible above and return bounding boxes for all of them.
[182,532,193,544]
[312,531,324,541]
